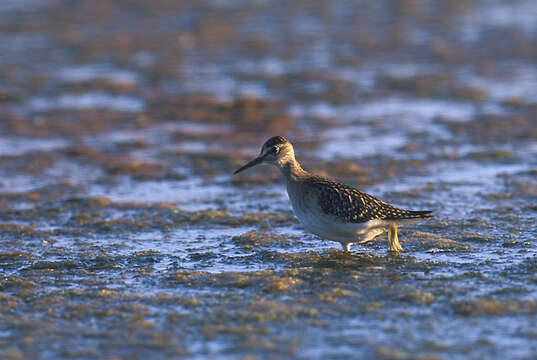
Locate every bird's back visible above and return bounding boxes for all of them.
[288,174,432,225]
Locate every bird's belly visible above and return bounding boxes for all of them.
[290,197,366,242]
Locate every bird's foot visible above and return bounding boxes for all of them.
[388,224,403,253]
[358,228,385,244]
[341,242,352,252]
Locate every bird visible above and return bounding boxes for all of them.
[233,136,433,253]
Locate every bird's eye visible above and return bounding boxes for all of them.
[270,147,279,154]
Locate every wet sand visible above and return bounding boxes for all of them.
[1,0,537,359]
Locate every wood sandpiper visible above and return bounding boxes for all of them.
[233,136,433,253]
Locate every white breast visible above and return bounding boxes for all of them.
[286,180,368,242]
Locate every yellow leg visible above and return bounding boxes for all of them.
[358,228,385,244]
[341,243,352,252]
[388,224,403,253]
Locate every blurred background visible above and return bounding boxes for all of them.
[1,0,537,359]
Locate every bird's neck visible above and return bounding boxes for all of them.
[279,158,308,182]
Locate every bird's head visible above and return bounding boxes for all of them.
[233,136,295,175]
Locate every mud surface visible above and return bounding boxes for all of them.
[1,0,537,359]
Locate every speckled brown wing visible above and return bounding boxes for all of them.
[307,176,432,223]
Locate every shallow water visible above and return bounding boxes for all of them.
[1,0,537,359]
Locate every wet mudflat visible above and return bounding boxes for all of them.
[1,0,537,359]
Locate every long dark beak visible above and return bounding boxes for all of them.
[233,155,264,175]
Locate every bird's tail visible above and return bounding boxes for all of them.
[386,209,433,220]
[405,210,433,219]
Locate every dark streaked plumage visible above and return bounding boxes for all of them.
[310,176,432,223]
[264,135,289,148]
